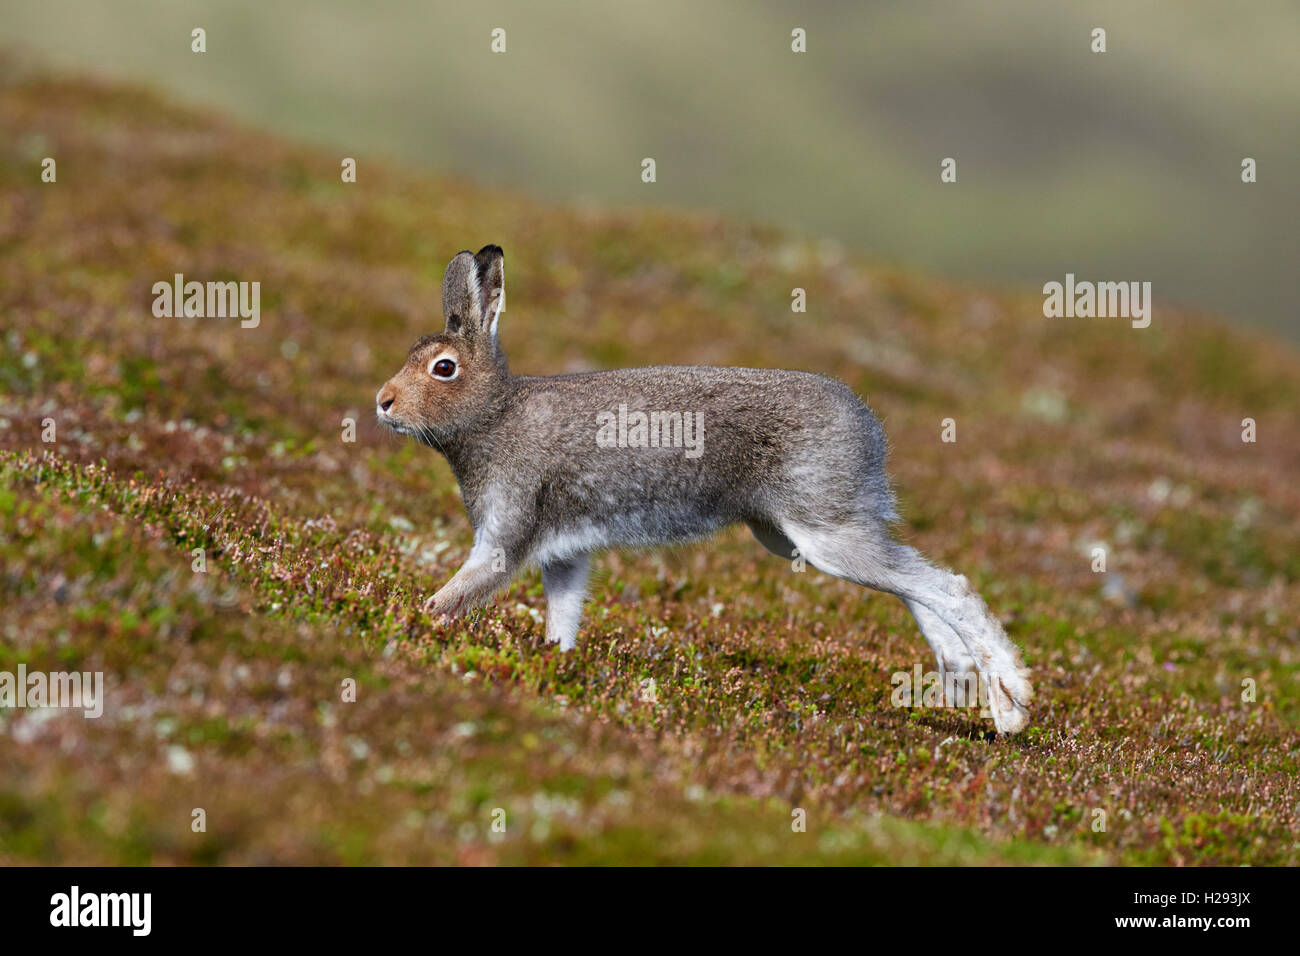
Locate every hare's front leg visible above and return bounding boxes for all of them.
[541,554,590,651]
[424,543,522,622]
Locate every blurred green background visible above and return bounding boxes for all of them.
[6,0,1297,336]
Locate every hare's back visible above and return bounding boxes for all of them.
[507,365,886,477]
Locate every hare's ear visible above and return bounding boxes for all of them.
[442,250,481,336]
[473,244,505,341]
[441,245,505,340]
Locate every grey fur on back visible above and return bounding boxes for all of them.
[447,365,896,566]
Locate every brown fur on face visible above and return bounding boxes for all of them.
[376,334,504,442]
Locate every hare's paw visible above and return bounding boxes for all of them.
[985,664,1034,735]
[421,591,460,625]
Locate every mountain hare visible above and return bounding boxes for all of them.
[377,245,1033,733]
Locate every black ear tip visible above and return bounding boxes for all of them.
[476,244,504,259]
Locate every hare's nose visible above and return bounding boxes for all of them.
[380,398,394,412]
[376,385,397,414]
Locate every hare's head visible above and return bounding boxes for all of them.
[376,245,509,445]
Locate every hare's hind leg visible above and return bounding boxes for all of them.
[750,518,975,706]
[780,520,1033,734]
[749,518,968,686]
[541,554,591,651]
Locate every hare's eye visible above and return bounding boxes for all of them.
[429,357,458,380]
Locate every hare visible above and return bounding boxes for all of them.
[376,245,1033,733]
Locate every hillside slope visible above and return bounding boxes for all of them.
[1,66,1298,864]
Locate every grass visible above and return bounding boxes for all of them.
[1,64,1298,864]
